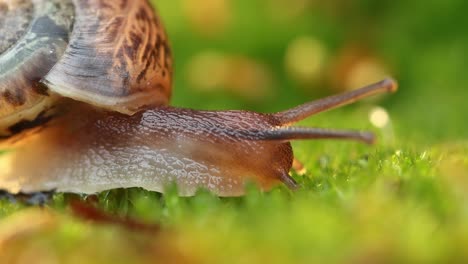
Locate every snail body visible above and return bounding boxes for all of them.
[0,0,397,196]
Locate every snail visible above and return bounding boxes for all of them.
[0,0,397,196]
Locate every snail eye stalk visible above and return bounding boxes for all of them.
[274,78,398,125]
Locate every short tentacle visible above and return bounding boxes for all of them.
[249,127,375,144]
[278,172,299,190]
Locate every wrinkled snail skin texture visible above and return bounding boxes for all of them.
[0,104,294,196]
[0,79,397,196]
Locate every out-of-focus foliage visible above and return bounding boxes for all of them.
[0,0,467,263]
[158,0,467,143]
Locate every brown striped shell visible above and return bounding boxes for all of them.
[0,0,172,137]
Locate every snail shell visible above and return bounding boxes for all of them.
[0,0,172,137]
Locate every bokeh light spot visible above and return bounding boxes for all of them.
[285,36,327,85]
[369,106,390,128]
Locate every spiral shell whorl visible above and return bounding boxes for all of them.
[0,0,173,137]
[0,0,74,137]
[43,0,173,114]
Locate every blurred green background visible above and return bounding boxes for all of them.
[156,0,467,144]
[1,0,467,263]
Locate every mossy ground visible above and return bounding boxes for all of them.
[1,0,467,263]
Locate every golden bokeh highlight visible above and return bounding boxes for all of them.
[331,47,392,93]
[345,59,390,91]
[267,0,313,22]
[186,52,228,91]
[186,51,274,101]
[285,36,328,86]
[182,0,232,36]
[369,106,390,128]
